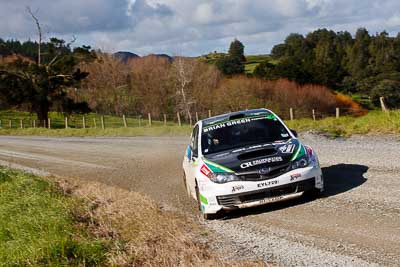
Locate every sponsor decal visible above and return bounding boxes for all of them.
[232,184,244,193]
[200,194,208,205]
[240,156,283,169]
[290,173,301,181]
[259,167,271,175]
[257,180,278,188]
[203,118,251,133]
[279,144,295,154]
[200,164,211,177]
[203,158,234,173]
[203,114,276,133]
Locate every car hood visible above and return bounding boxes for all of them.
[203,138,304,174]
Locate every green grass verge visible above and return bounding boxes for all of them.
[0,167,108,266]
[0,110,181,129]
[285,110,400,137]
[1,110,399,137]
[0,125,192,137]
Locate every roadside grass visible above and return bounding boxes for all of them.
[67,178,268,266]
[0,167,109,266]
[0,125,192,137]
[0,110,179,128]
[1,110,399,137]
[0,166,267,266]
[285,110,400,137]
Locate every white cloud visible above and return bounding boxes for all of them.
[1,0,400,56]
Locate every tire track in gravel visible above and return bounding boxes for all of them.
[0,134,399,266]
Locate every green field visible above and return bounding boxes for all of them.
[199,53,275,74]
[0,167,109,265]
[285,110,400,137]
[0,110,399,137]
[0,110,182,129]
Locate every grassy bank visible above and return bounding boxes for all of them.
[285,110,400,137]
[0,167,108,266]
[0,110,398,137]
[0,167,264,266]
[0,125,192,137]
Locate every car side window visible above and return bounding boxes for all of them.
[191,125,199,158]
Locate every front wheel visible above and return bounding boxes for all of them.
[182,172,190,197]
[195,184,219,220]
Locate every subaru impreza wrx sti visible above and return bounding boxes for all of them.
[182,109,324,219]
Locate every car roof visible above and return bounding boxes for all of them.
[201,108,273,127]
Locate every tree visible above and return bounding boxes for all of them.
[228,39,246,62]
[347,28,371,80]
[371,80,400,108]
[216,39,246,75]
[216,56,244,75]
[253,61,276,79]
[0,40,93,126]
[172,57,196,125]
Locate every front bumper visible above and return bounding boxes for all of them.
[216,178,315,209]
[198,165,322,214]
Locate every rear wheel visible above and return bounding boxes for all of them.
[195,183,219,220]
[182,172,189,196]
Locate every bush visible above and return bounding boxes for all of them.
[371,79,400,108]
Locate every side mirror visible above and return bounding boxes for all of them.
[290,129,298,138]
[186,145,192,160]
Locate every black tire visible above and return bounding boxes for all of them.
[306,176,324,198]
[182,172,189,195]
[195,184,219,220]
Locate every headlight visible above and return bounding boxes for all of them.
[291,156,310,169]
[208,172,241,183]
[291,146,314,170]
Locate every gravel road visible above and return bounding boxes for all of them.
[0,133,399,266]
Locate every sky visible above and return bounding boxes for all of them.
[1,0,400,56]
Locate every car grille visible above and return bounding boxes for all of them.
[238,163,291,181]
[217,178,315,207]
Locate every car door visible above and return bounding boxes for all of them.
[186,124,200,195]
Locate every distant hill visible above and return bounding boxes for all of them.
[113,52,174,63]
[146,53,173,62]
[113,51,140,63]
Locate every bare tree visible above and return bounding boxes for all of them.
[26,6,42,65]
[172,57,196,125]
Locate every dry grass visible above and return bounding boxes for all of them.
[55,177,268,267]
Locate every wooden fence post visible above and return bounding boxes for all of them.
[122,114,127,128]
[195,112,199,122]
[48,118,51,129]
[9,120,12,129]
[163,114,167,126]
[82,116,86,129]
[20,119,23,129]
[148,113,152,127]
[336,108,340,118]
[93,118,97,129]
[101,116,105,129]
[33,120,36,128]
[65,117,68,129]
[380,97,388,112]
[312,109,316,121]
[289,108,294,121]
[208,110,212,117]
[177,112,181,126]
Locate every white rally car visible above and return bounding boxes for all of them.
[182,108,324,219]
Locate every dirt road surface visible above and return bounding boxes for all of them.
[0,133,399,266]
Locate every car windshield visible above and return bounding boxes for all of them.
[201,114,290,155]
